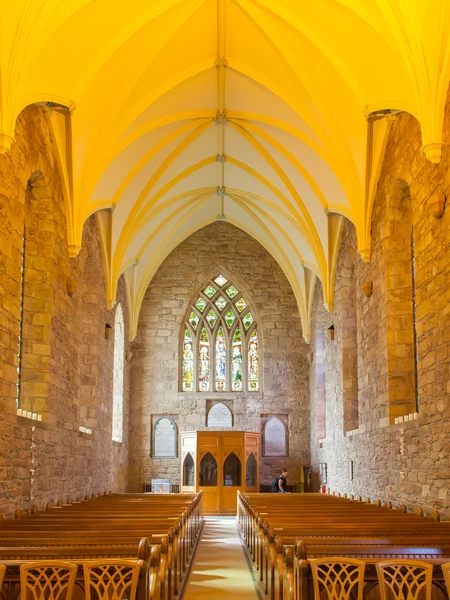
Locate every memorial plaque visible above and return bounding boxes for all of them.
[154,417,176,457]
[207,402,232,427]
[264,417,286,456]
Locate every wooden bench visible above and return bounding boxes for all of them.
[0,490,203,600]
[237,492,450,600]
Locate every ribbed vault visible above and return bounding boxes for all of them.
[1,0,450,340]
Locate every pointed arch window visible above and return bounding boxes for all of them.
[181,274,261,392]
[112,304,124,442]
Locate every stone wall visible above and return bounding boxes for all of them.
[129,221,310,491]
[0,106,129,515]
[310,96,450,516]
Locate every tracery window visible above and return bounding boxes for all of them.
[112,304,124,442]
[181,274,260,392]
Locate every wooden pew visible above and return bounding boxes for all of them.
[237,492,450,600]
[0,490,203,600]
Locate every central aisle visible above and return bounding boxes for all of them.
[182,517,260,600]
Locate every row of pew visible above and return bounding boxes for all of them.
[237,491,450,600]
[0,490,203,600]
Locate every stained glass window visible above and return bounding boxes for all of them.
[248,327,259,391]
[182,329,194,392]
[232,327,243,391]
[198,327,210,391]
[225,309,235,328]
[181,275,260,393]
[204,285,216,298]
[215,326,226,391]
[243,312,254,330]
[189,311,199,330]
[226,285,239,299]
[195,297,207,313]
[235,298,247,313]
[214,275,228,287]
[215,296,227,311]
[206,309,217,328]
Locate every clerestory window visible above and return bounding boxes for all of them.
[181,274,260,392]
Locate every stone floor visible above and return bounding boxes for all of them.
[182,516,260,599]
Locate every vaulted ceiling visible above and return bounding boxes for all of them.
[2,0,450,340]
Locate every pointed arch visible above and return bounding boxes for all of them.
[199,452,217,486]
[223,452,242,487]
[179,272,261,392]
[246,453,257,487]
[183,452,195,486]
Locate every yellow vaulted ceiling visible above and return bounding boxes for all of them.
[2,0,450,340]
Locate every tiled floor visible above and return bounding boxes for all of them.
[182,517,260,599]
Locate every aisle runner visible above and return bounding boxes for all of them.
[183,517,260,600]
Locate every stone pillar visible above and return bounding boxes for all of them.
[383,179,416,421]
